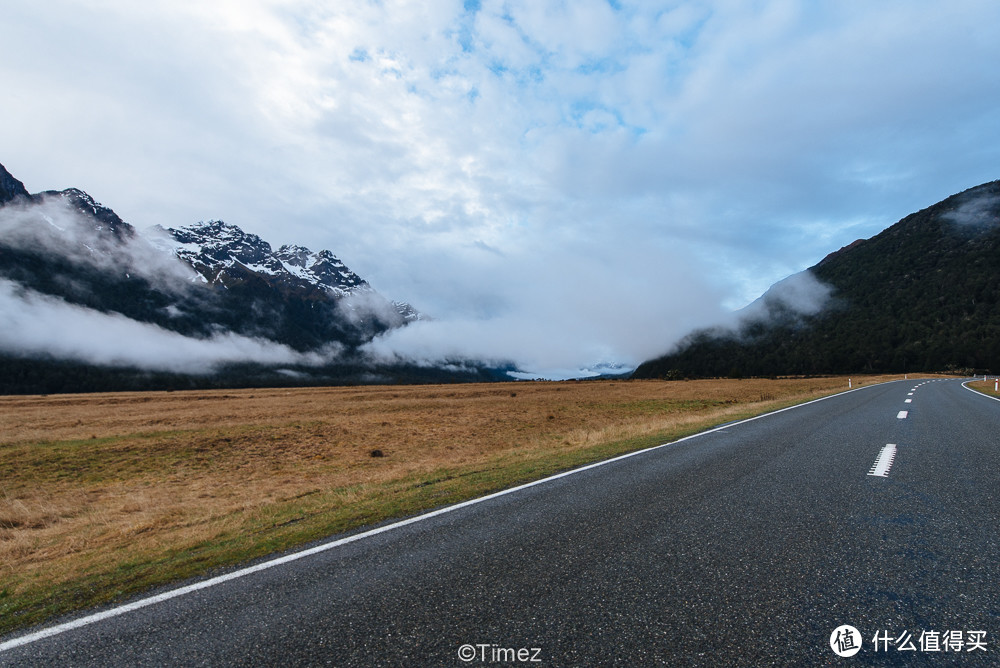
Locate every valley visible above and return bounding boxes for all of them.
[0,374,910,635]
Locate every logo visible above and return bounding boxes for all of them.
[831,625,862,657]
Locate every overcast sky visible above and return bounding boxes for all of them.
[2,1,999,375]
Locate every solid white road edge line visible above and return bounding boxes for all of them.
[0,379,898,653]
[868,444,897,477]
[962,379,1000,403]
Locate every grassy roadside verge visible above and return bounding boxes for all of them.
[0,375,922,636]
[963,378,1000,399]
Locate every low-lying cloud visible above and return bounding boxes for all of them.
[3,1,1000,382]
[0,279,329,373]
[0,198,351,373]
[740,270,833,323]
[0,191,838,378]
[943,192,1000,228]
[0,197,201,289]
[338,289,408,328]
[362,240,736,378]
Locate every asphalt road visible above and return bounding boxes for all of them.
[3,378,999,666]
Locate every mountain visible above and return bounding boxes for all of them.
[0,163,31,204]
[633,180,1000,379]
[146,218,421,343]
[153,220,383,302]
[0,163,416,345]
[0,161,501,394]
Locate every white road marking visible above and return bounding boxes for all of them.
[904,399,912,404]
[897,411,908,419]
[868,444,897,477]
[963,379,1000,403]
[0,380,894,654]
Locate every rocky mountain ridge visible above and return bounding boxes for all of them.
[148,219,418,322]
[0,161,459,393]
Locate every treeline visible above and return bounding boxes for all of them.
[633,315,1000,379]
[0,355,513,395]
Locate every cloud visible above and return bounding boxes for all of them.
[337,288,408,329]
[0,279,332,372]
[0,196,347,372]
[364,237,731,375]
[740,270,833,323]
[943,192,1000,228]
[0,196,200,290]
[3,1,1000,373]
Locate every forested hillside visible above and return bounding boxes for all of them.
[634,181,1000,378]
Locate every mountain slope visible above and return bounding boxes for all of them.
[0,161,472,393]
[146,219,419,349]
[0,179,411,348]
[0,163,31,204]
[633,180,1000,378]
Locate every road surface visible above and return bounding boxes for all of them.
[3,378,998,665]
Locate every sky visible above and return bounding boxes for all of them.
[2,0,999,376]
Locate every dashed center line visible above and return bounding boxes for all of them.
[904,399,912,403]
[897,411,908,419]
[868,444,897,477]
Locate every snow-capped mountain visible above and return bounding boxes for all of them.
[0,160,518,393]
[149,220,422,326]
[0,160,420,359]
[154,221,370,293]
[273,244,367,297]
[149,219,416,317]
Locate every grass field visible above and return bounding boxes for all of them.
[0,374,922,635]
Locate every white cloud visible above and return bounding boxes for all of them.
[0,197,200,289]
[0,279,328,373]
[364,234,730,374]
[741,270,833,323]
[3,0,1000,372]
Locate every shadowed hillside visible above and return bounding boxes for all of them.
[634,180,1000,378]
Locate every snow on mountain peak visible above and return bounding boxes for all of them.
[158,221,408,313]
[0,161,425,373]
[275,244,312,268]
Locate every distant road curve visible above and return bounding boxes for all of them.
[3,378,998,666]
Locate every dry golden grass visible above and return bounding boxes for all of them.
[0,374,926,633]
[965,378,1000,398]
